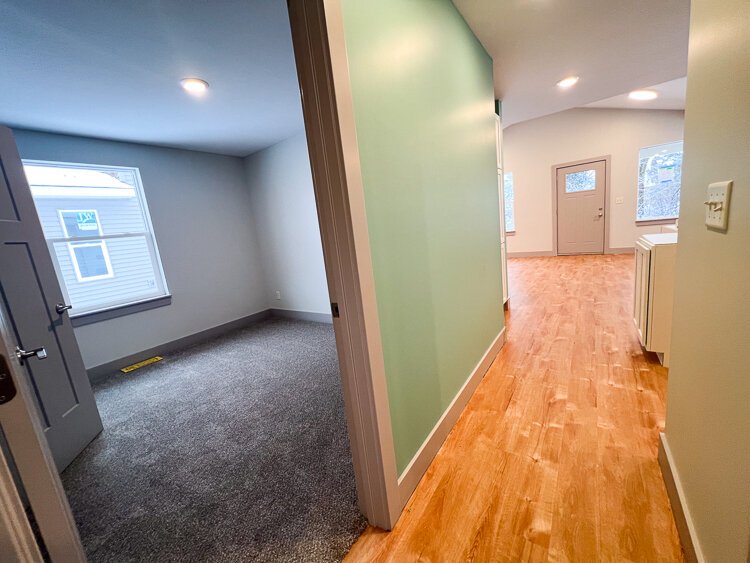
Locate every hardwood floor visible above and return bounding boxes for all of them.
[345,255,684,562]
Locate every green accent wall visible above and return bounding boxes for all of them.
[340,0,504,473]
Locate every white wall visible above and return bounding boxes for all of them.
[244,133,329,315]
[663,0,750,560]
[13,129,269,369]
[503,108,684,254]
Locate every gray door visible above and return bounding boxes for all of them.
[556,160,606,255]
[0,125,102,471]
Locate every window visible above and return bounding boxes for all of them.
[503,172,515,233]
[637,141,683,222]
[24,161,169,318]
[565,169,596,193]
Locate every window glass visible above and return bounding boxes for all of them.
[503,172,515,233]
[637,141,683,221]
[565,169,596,193]
[71,242,113,281]
[24,161,169,315]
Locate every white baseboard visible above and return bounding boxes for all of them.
[658,433,704,563]
[606,246,635,255]
[507,250,555,258]
[396,327,506,508]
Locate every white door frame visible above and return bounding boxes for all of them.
[287,0,401,529]
[551,155,612,255]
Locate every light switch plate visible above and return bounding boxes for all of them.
[615,196,624,204]
[705,180,732,230]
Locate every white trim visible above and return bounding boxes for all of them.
[658,433,705,563]
[507,250,556,258]
[288,0,401,529]
[57,208,115,282]
[0,444,43,562]
[397,328,506,507]
[68,240,115,282]
[28,160,170,312]
[606,247,635,255]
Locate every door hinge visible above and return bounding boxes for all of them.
[331,302,340,318]
[0,356,17,405]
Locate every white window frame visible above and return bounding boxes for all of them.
[68,241,115,283]
[58,209,114,282]
[24,160,170,318]
[635,140,683,225]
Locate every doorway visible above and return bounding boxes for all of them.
[0,0,396,558]
[554,157,609,255]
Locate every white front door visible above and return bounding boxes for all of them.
[556,160,606,255]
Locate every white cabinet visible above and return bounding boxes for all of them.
[496,115,509,306]
[634,233,677,366]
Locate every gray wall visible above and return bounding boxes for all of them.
[244,133,329,315]
[14,129,269,369]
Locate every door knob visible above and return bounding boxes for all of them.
[55,303,73,315]
[15,346,48,365]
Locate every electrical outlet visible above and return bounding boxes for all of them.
[275,291,281,300]
[615,196,624,204]
[705,180,732,231]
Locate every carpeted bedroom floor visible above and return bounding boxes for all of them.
[61,318,367,562]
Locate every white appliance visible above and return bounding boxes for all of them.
[634,233,677,366]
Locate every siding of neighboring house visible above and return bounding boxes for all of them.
[33,196,162,313]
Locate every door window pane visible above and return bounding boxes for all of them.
[565,169,596,193]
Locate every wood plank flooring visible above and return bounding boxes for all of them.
[345,255,684,562]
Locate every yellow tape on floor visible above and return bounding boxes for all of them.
[120,356,163,373]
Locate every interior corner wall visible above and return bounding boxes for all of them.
[663,0,750,560]
[502,108,685,254]
[339,0,504,473]
[243,133,330,316]
[12,129,269,370]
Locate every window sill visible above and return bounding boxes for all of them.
[70,295,172,327]
[636,218,678,226]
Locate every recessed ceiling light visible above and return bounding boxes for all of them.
[180,78,209,96]
[628,89,658,101]
[556,76,579,88]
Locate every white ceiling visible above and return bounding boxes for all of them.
[453,0,691,126]
[585,77,687,110]
[0,0,304,157]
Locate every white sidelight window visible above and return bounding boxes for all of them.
[23,161,169,319]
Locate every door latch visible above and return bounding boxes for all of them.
[331,302,340,318]
[15,346,47,366]
[0,355,17,405]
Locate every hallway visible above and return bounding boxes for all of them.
[346,255,684,561]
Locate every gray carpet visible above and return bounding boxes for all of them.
[61,318,367,562]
